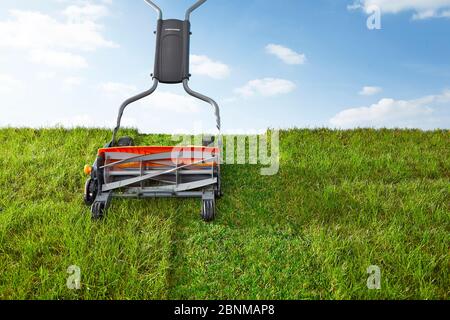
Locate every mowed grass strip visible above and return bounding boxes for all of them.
[0,128,448,299]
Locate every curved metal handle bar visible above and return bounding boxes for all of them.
[111,79,159,146]
[185,0,208,21]
[143,0,163,20]
[183,79,221,132]
[143,0,207,21]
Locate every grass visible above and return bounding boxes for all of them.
[0,127,448,300]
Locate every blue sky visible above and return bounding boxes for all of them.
[0,0,449,133]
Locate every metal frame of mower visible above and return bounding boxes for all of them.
[84,0,222,221]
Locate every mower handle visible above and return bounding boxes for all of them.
[111,0,219,147]
[143,0,208,21]
[185,0,208,20]
[111,79,221,146]
[143,0,162,20]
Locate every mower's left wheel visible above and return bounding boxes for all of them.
[91,202,105,220]
[84,178,97,206]
[201,198,216,222]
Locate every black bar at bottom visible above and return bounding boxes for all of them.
[0,300,444,319]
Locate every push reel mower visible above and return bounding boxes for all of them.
[83,0,222,222]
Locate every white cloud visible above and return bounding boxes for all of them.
[0,74,21,94]
[359,86,382,96]
[146,91,201,114]
[190,55,230,79]
[235,78,296,97]
[412,8,450,19]
[51,114,136,129]
[347,3,362,10]
[99,82,137,96]
[349,0,450,19]
[36,71,57,81]
[51,112,138,129]
[63,4,110,22]
[0,8,117,69]
[330,90,450,128]
[30,49,88,69]
[53,114,97,127]
[64,76,84,88]
[265,44,306,65]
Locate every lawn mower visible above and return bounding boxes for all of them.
[83,0,222,221]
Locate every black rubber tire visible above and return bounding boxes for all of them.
[213,164,223,198]
[201,199,216,222]
[84,178,97,206]
[91,202,105,220]
[117,136,134,147]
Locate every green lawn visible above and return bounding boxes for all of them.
[0,128,448,299]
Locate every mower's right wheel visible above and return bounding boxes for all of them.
[117,136,134,147]
[201,198,216,222]
[91,202,106,220]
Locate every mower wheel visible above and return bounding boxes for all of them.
[117,136,134,147]
[84,178,97,206]
[91,202,106,220]
[201,198,216,222]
